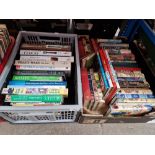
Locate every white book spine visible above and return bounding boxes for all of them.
[20,50,72,56]
[15,60,71,67]
[20,56,74,62]
[16,65,71,71]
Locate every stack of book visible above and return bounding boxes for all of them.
[0,24,10,63]
[1,43,74,106]
[98,39,155,116]
[80,38,120,115]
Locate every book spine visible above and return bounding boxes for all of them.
[97,53,109,89]
[5,95,63,103]
[21,43,71,51]
[13,70,66,76]
[110,105,152,116]
[20,56,74,62]
[112,61,139,67]
[101,49,118,104]
[109,55,135,61]
[107,49,132,55]
[7,85,66,89]
[105,50,120,89]
[8,80,67,86]
[81,68,91,108]
[116,94,155,99]
[20,50,72,56]
[116,71,145,78]
[114,67,142,71]
[116,102,155,106]
[117,98,155,103]
[16,65,71,71]
[117,77,146,82]
[92,72,105,110]
[12,75,63,81]
[15,60,71,67]
[100,43,129,48]
[99,50,113,88]
[87,70,95,110]
[119,81,150,88]
[118,88,153,94]
[97,39,122,44]
[10,102,62,106]
[2,88,68,96]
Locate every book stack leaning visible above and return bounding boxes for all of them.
[2,43,74,106]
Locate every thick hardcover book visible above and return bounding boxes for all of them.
[12,75,63,81]
[8,81,67,87]
[81,68,91,108]
[100,49,118,104]
[99,50,113,88]
[21,43,71,51]
[99,49,114,102]
[97,52,109,89]
[20,56,74,62]
[20,50,72,57]
[2,88,68,96]
[16,65,71,71]
[118,88,153,94]
[5,95,63,103]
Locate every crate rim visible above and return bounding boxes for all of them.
[20,31,78,38]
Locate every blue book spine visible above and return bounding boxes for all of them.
[8,80,67,86]
[116,94,155,99]
[97,53,109,89]
[118,77,145,82]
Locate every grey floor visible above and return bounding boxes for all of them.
[0,121,155,135]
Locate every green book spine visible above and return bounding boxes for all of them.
[12,75,62,81]
[5,95,63,103]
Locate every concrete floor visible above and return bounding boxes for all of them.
[0,121,155,134]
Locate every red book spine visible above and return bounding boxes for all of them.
[78,40,85,59]
[81,68,91,107]
[114,67,142,71]
[0,36,15,74]
[100,49,117,104]
[91,39,99,54]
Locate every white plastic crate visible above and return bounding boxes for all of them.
[0,31,82,123]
